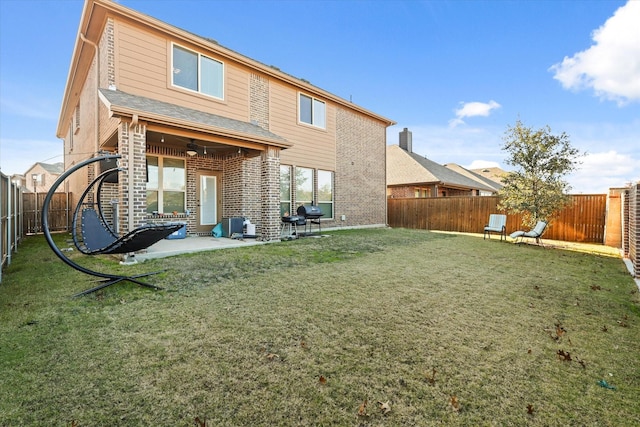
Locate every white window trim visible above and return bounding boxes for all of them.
[170,42,225,100]
[298,92,326,129]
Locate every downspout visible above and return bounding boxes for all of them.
[79,33,100,156]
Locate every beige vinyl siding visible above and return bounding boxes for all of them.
[270,82,336,171]
[114,20,249,123]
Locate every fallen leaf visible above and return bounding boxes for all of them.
[194,416,207,427]
[527,404,534,415]
[318,375,327,385]
[591,284,601,291]
[450,395,460,412]
[357,400,368,417]
[425,368,437,385]
[378,400,391,415]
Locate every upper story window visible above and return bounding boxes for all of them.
[299,93,326,129]
[172,44,224,99]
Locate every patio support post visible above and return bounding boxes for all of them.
[261,146,280,241]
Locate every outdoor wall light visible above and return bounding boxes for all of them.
[186,140,198,156]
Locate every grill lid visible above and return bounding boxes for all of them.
[297,205,323,218]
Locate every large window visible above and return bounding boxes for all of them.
[317,170,334,219]
[295,167,314,206]
[299,93,326,128]
[172,44,224,99]
[146,156,186,214]
[280,165,291,217]
[280,167,334,219]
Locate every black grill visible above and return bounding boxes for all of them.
[281,215,306,226]
[296,205,323,235]
[296,205,323,219]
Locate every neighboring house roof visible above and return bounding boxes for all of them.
[444,163,503,191]
[99,89,291,149]
[39,162,64,175]
[470,167,508,187]
[25,162,64,176]
[386,145,495,192]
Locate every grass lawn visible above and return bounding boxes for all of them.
[1,228,638,426]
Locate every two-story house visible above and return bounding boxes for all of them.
[57,0,394,241]
[20,162,65,194]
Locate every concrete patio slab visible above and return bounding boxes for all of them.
[134,235,266,261]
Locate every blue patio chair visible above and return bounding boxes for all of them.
[510,221,548,246]
[483,214,507,241]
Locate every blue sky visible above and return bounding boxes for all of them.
[1,0,638,193]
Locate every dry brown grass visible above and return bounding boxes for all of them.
[1,228,638,426]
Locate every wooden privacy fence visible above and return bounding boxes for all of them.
[387,195,608,243]
[22,192,72,235]
[1,172,23,283]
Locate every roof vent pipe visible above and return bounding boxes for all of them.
[399,127,412,153]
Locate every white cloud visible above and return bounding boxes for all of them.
[449,100,501,127]
[550,1,640,105]
[569,150,639,193]
[467,160,500,170]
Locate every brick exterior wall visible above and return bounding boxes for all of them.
[261,147,281,240]
[221,152,280,241]
[334,108,387,227]
[388,185,476,198]
[117,122,148,233]
[250,73,269,129]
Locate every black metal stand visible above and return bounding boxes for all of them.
[72,271,165,297]
[42,155,167,297]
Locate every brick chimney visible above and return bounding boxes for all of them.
[399,127,412,153]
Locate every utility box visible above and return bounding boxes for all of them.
[221,217,243,237]
[165,221,187,239]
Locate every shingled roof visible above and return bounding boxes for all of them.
[98,88,290,148]
[444,163,504,191]
[36,162,64,175]
[386,145,495,192]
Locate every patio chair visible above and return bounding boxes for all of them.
[509,221,548,246]
[483,214,507,241]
